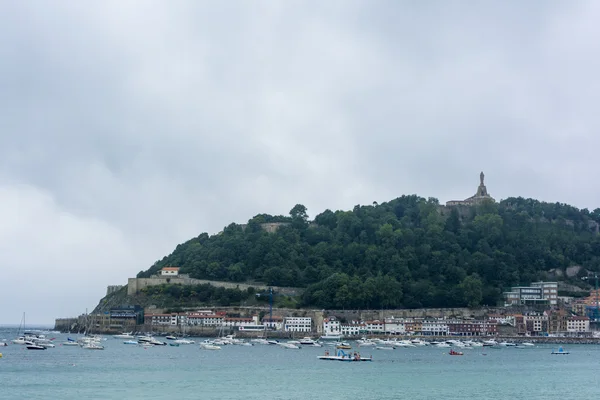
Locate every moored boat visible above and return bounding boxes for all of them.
[318,349,372,362]
[26,344,46,350]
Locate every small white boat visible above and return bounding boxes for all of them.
[82,343,104,350]
[174,339,195,345]
[521,342,535,347]
[12,337,28,345]
[200,343,221,350]
[376,346,395,350]
[320,334,343,341]
[165,335,177,340]
[123,340,138,345]
[279,342,301,349]
[138,336,167,346]
[114,332,135,340]
[299,337,320,346]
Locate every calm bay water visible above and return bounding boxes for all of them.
[1,328,600,399]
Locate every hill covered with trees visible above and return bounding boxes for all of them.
[137,196,600,310]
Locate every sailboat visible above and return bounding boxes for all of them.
[12,313,28,345]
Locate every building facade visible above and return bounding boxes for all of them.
[503,282,558,306]
[284,317,312,332]
[161,267,180,276]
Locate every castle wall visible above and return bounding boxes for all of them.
[127,277,301,296]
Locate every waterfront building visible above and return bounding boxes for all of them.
[187,313,224,327]
[487,314,515,326]
[145,313,179,326]
[284,317,312,333]
[384,317,406,334]
[262,315,284,331]
[110,305,144,325]
[223,317,257,329]
[421,320,449,336]
[566,316,590,334]
[545,309,567,334]
[322,317,341,336]
[403,320,422,334]
[340,322,363,337]
[364,320,385,334]
[522,313,548,335]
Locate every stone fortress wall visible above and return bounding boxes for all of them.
[127,275,301,296]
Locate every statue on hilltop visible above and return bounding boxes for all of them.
[480,171,485,186]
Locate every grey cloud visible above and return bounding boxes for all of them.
[0,1,599,323]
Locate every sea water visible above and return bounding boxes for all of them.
[1,328,600,400]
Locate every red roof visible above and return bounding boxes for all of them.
[162,267,180,271]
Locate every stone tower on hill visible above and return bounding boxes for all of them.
[446,171,495,206]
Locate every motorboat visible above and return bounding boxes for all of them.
[521,342,535,347]
[251,338,269,345]
[82,343,104,350]
[299,337,318,346]
[114,332,135,340]
[376,346,395,350]
[279,342,301,349]
[498,341,516,347]
[357,338,377,347]
[173,339,195,345]
[336,342,352,350]
[435,342,451,348]
[318,349,372,362]
[449,349,463,356]
[320,334,343,341]
[123,340,138,345]
[12,337,28,345]
[138,336,167,346]
[26,344,46,350]
[165,335,177,340]
[200,343,221,350]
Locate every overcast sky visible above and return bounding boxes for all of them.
[1,1,599,325]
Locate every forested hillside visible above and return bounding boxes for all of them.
[137,196,600,309]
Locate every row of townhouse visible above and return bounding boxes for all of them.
[144,310,313,332]
[323,316,498,337]
[515,312,591,336]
